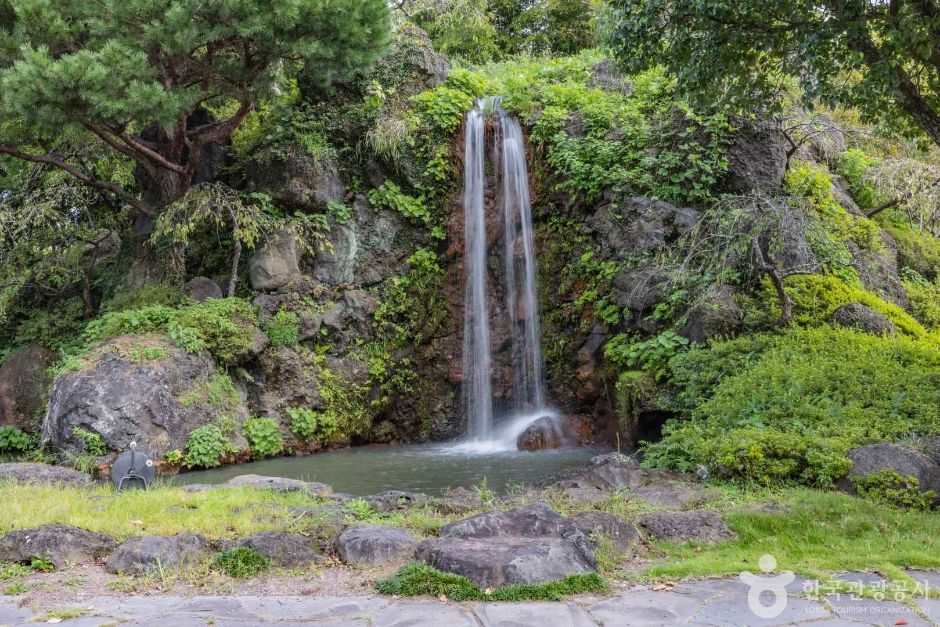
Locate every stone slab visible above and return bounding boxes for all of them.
[474,601,595,627]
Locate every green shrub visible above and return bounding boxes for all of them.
[286,407,317,441]
[836,149,882,210]
[170,298,258,364]
[882,219,940,280]
[102,286,187,312]
[213,547,270,578]
[645,327,940,486]
[84,305,177,343]
[0,426,31,454]
[183,425,232,469]
[265,309,300,347]
[375,562,607,601]
[853,469,935,511]
[242,417,283,459]
[904,274,940,330]
[72,427,106,457]
[758,274,926,337]
[604,331,689,380]
[368,181,433,227]
[164,449,182,465]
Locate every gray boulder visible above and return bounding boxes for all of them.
[831,303,896,335]
[440,503,583,541]
[572,511,641,556]
[0,463,92,487]
[639,511,736,543]
[42,338,244,458]
[237,532,323,568]
[249,228,303,291]
[680,284,744,343]
[336,525,418,566]
[552,453,654,494]
[611,266,667,315]
[435,487,484,514]
[365,491,431,513]
[629,484,709,510]
[0,525,115,568]
[183,276,223,302]
[846,443,940,505]
[416,536,596,589]
[725,117,788,193]
[224,474,332,497]
[106,533,211,575]
[0,344,56,434]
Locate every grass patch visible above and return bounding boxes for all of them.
[214,547,269,578]
[646,487,940,581]
[376,562,608,601]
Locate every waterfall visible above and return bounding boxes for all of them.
[500,109,546,413]
[462,103,494,440]
[459,98,550,449]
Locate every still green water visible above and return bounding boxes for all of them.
[173,444,605,495]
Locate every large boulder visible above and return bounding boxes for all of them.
[845,444,940,506]
[0,462,92,487]
[336,525,418,566]
[416,536,596,589]
[0,525,115,568]
[246,144,345,213]
[249,228,303,291]
[244,344,322,417]
[725,117,788,193]
[314,194,413,286]
[639,511,736,543]
[517,416,567,452]
[42,337,246,458]
[106,533,211,575]
[0,345,56,433]
[680,284,744,343]
[237,532,323,568]
[830,303,896,335]
[183,276,223,302]
[550,453,685,505]
[419,503,598,587]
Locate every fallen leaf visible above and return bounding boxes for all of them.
[129,520,144,526]
[438,594,447,602]
[895,620,908,626]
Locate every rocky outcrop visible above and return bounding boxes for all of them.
[0,345,56,434]
[246,144,345,213]
[639,511,736,543]
[224,474,332,497]
[725,117,788,193]
[107,533,211,575]
[0,463,92,487]
[336,525,418,566]
[42,337,246,458]
[365,491,431,513]
[831,303,896,335]
[183,276,223,302]
[680,284,744,343]
[0,525,115,568]
[315,195,413,287]
[549,453,695,505]
[237,532,323,568]
[417,503,597,588]
[587,197,699,259]
[249,228,303,291]
[845,444,940,506]
[244,344,322,419]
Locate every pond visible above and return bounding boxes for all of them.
[173,443,607,496]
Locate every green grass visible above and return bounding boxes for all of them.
[214,547,270,578]
[647,487,940,581]
[376,562,608,601]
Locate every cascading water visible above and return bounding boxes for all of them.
[462,102,494,440]
[457,98,553,452]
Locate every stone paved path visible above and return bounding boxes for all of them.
[2,575,937,626]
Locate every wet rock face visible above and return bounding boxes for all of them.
[336,525,418,566]
[588,197,699,260]
[246,144,345,213]
[845,443,940,506]
[830,302,896,335]
[42,338,243,458]
[516,416,566,451]
[0,525,116,568]
[0,344,56,434]
[106,534,211,576]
